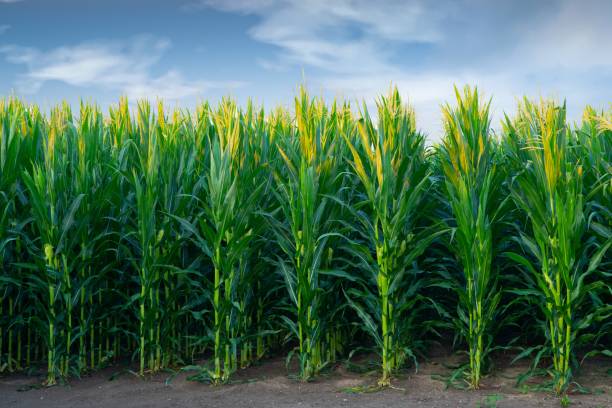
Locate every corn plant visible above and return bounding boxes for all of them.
[114,100,166,376]
[0,99,41,373]
[172,99,266,382]
[22,104,85,384]
[154,104,200,367]
[503,99,610,394]
[71,102,119,372]
[573,108,612,351]
[574,107,612,263]
[438,86,504,389]
[267,89,346,380]
[343,88,440,386]
[232,102,276,367]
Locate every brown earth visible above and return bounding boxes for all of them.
[1,353,610,408]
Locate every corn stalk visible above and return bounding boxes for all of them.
[343,88,441,385]
[438,86,504,389]
[503,100,610,394]
[23,105,84,384]
[267,89,346,380]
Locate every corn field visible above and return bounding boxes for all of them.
[0,87,609,395]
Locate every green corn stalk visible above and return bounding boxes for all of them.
[22,104,84,384]
[74,103,98,371]
[438,86,504,389]
[231,102,273,369]
[155,102,201,368]
[503,99,610,394]
[343,87,440,386]
[111,98,164,375]
[267,88,346,380]
[128,101,163,376]
[0,99,30,373]
[571,108,611,354]
[73,102,118,373]
[171,99,264,382]
[574,106,612,252]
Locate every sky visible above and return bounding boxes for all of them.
[0,0,611,140]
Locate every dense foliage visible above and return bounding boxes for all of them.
[0,87,609,395]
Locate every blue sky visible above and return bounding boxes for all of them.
[1,0,611,139]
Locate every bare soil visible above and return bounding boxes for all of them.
[1,353,610,408]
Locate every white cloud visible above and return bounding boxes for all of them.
[0,35,243,101]
[202,0,447,75]
[201,0,612,139]
[201,0,445,42]
[199,0,612,76]
[0,0,23,3]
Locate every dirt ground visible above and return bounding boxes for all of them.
[1,353,610,408]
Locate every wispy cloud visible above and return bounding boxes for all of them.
[0,24,10,34]
[0,35,243,101]
[200,0,612,139]
[200,0,449,74]
[0,0,23,3]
